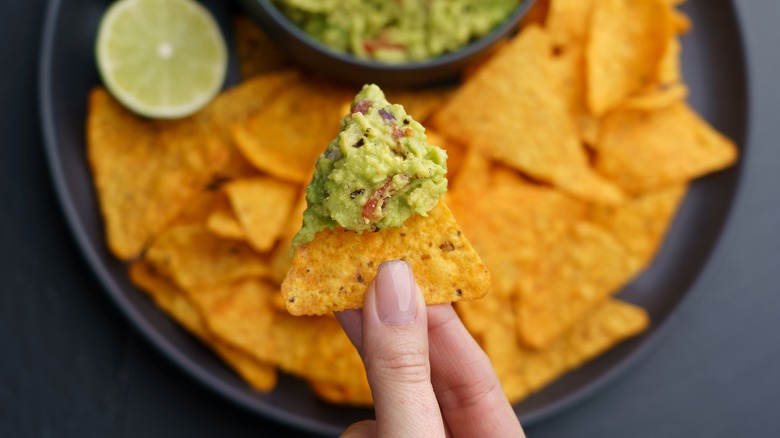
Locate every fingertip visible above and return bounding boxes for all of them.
[374,260,418,325]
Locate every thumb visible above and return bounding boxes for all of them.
[361,261,445,438]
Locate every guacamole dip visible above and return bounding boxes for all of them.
[273,0,519,62]
[293,84,448,246]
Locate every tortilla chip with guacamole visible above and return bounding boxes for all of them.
[282,84,490,316]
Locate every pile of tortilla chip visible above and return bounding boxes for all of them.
[86,0,737,407]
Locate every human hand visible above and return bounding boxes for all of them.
[335,260,525,438]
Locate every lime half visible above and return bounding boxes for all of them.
[96,0,227,119]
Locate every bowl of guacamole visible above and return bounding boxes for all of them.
[238,0,536,86]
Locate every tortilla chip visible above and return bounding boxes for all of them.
[186,189,246,240]
[129,262,277,391]
[588,184,687,266]
[209,344,277,392]
[520,0,549,28]
[449,181,586,299]
[171,189,226,226]
[309,381,373,407]
[450,147,493,194]
[224,177,300,252]
[384,87,453,123]
[548,42,603,147]
[658,37,682,85]
[550,43,585,115]
[209,73,300,125]
[270,314,368,387]
[426,130,466,179]
[490,165,533,188]
[269,190,308,284]
[586,0,672,115]
[458,295,647,403]
[672,10,692,34]
[145,224,272,289]
[515,299,648,396]
[87,88,227,259]
[432,25,624,204]
[516,221,641,349]
[462,37,512,79]
[233,15,290,80]
[270,241,293,286]
[454,284,529,400]
[269,290,288,312]
[130,261,208,336]
[546,0,594,48]
[549,44,604,148]
[595,103,738,193]
[282,202,490,315]
[579,114,601,147]
[88,72,303,259]
[184,277,367,387]
[232,78,352,183]
[207,71,302,178]
[186,279,278,360]
[206,208,246,241]
[620,83,688,112]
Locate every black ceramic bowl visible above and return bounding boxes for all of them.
[237,0,536,87]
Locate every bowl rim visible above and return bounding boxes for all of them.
[253,0,537,72]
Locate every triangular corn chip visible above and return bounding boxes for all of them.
[87,88,227,259]
[449,179,586,299]
[432,26,623,204]
[457,294,647,403]
[206,208,246,241]
[129,262,277,391]
[516,222,641,349]
[232,78,352,183]
[546,0,594,48]
[224,177,299,252]
[180,278,367,389]
[586,0,672,115]
[145,224,272,289]
[308,380,373,407]
[588,184,687,266]
[282,202,490,315]
[595,103,738,193]
[87,73,299,259]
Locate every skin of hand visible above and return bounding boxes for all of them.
[335,260,526,438]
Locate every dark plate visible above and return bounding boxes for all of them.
[39,0,748,435]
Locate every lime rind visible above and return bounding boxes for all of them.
[96,0,227,119]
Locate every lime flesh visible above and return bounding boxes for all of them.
[96,0,227,119]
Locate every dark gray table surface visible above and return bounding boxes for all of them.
[2,1,779,437]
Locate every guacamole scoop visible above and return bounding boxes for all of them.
[293,84,448,246]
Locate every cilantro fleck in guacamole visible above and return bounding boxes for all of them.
[273,0,520,63]
[293,84,448,246]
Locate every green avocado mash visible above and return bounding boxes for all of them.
[273,0,519,62]
[293,84,448,246]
